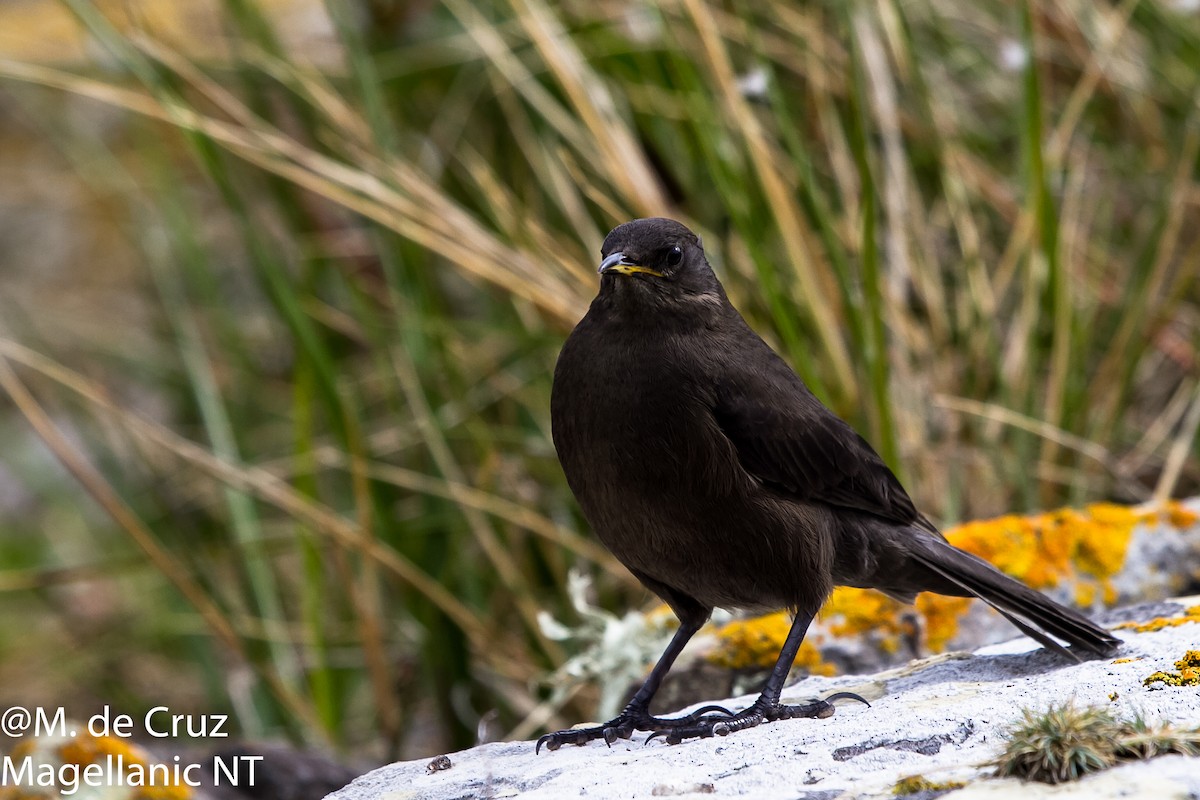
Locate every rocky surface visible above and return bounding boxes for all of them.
[326,599,1200,800]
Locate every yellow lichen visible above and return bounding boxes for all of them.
[0,729,190,800]
[821,502,1154,654]
[944,503,1144,594]
[1102,580,1118,606]
[57,734,192,800]
[1166,503,1199,529]
[947,515,1043,585]
[710,503,1195,665]
[7,739,35,761]
[823,588,907,640]
[792,639,837,676]
[647,604,679,627]
[709,610,792,670]
[708,611,835,676]
[1074,505,1138,578]
[1143,650,1200,687]
[1111,657,1140,664]
[1115,605,1200,633]
[893,774,966,794]
[59,732,136,766]
[915,594,972,652]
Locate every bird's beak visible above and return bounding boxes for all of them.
[598,251,664,278]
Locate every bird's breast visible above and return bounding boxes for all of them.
[551,315,834,612]
[553,326,733,493]
[552,322,751,545]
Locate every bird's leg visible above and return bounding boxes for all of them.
[536,614,733,752]
[646,611,869,745]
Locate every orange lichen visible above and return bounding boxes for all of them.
[893,775,966,794]
[709,611,835,676]
[936,502,1192,621]
[1144,650,1200,687]
[709,503,1195,664]
[1166,503,1199,529]
[915,594,973,652]
[0,730,192,800]
[647,604,680,630]
[7,739,35,761]
[709,610,793,670]
[57,734,191,800]
[947,514,1044,585]
[1074,582,1097,607]
[822,588,906,639]
[792,639,837,676]
[1115,605,1200,633]
[818,502,1160,654]
[944,503,1145,596]
[59,732,135,766]
[1074,505,1138,577]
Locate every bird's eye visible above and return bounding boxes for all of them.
[665,245,683,267]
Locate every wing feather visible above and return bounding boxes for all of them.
[712,339,934,532]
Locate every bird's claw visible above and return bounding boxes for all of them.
[642,711,737,746]
[822,691,871,708]
[537,694,867,751]
[642,692,868,746]
[536,705,737,753]
[536,720,634,753]
[643,706,765,745]
[683,704,737,720]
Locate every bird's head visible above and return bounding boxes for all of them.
[597,218,724,310]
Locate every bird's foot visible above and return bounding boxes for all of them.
[535,704,737,753]
[644,691,870,746]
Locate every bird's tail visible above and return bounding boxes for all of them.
[909,535,1120,660]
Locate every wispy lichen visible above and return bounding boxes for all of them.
[537,570,679,719]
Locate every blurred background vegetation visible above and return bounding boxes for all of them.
[0,0,1197,763]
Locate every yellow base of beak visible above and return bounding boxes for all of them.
[604,264,664,277]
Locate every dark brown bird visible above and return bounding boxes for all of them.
[539,218,1119,751]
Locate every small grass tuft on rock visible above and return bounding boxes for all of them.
[996,703,1118,784]
[996,701,1200,784]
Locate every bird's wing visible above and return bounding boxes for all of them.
[712,349,935,532]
